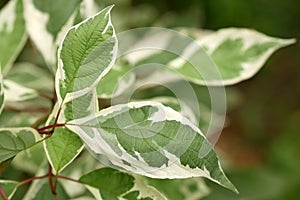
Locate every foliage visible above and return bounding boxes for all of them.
[0,0,295,199]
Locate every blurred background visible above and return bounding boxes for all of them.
[101,0,300,199]
[1,0,299,199]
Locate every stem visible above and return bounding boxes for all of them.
[48,164,57,195]
[17,174,48,187]
[36,123,66,133]
[0,187,8,200]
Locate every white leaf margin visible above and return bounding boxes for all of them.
[0,0,27,75]
[55,5,118,104]
[66,101,235,192]
[196,28,296,85]
[24,0,78,69]
[0,180,18,199]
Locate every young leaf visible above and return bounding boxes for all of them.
[167,28,296,85]
[24,0,82,68]
[56,5,117,102]
[3,80,38,102]
[0,0,27,74]
[0,180,18,199]
[67,102,237,192]
[0,127,41,163]
[80,167,167,200]
[0,69,4,115]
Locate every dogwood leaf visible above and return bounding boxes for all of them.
[56,5,117,103]
[0,127,41,163]
[67,102,237,192]
[24,0,81,67]
[0,0,27,74]
[80,168,167,200]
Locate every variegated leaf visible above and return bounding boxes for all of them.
[24,0,82,68]
[3,80,38,102]
[0,127,41,163]
[67,102,237,192]
[0,0,27,74]
[122,28,295,86]
[56,5,117,103]
[0,69,4,115]
[80,167,167,200]
[168,28,295,85]
[6,62,53,92]
[97,63,135,98]
[0,180,18,199]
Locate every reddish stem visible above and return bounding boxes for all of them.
[17,174,48,187]
[36,123,66,133]
[0,187,8,200]
[48,164,57,195]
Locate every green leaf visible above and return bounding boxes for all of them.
[146,177,210,200]
[0,0,27,74]
[3,80,38,102]
[0,127,41,163]
[24,0,82,67]
[67,102,237,192]
[97,63,135,98]
[24,178,69,200]
[44,127,84,173]
[80,168,167,200]
[56,5,117,102]
[44,90,98,173]
[167,28,296,85]
[0,69,4,115]
[12,143,45,174]
[0,180,18,199]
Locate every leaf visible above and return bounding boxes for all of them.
[122,28,295,86]
[44,90,98,173]
[146,177,210,200]
[67,102,237,192]
[6,62,53,92]
[0,110,43,128]
[3,80,38,102]
[44,127,84,173]
[0,0,27,74]
[24,178,69,200]
[0,127,41,163]
[0,69,4,115]
[0,180,18,199]
[97,63,135,98]
[80,167,167,200]
[24,0,82,67]
[56,5,117,102]
[167,28,296,85]
[12,143,45,174]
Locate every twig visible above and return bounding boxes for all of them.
[17,174,48,187]
[0,187,8,200]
